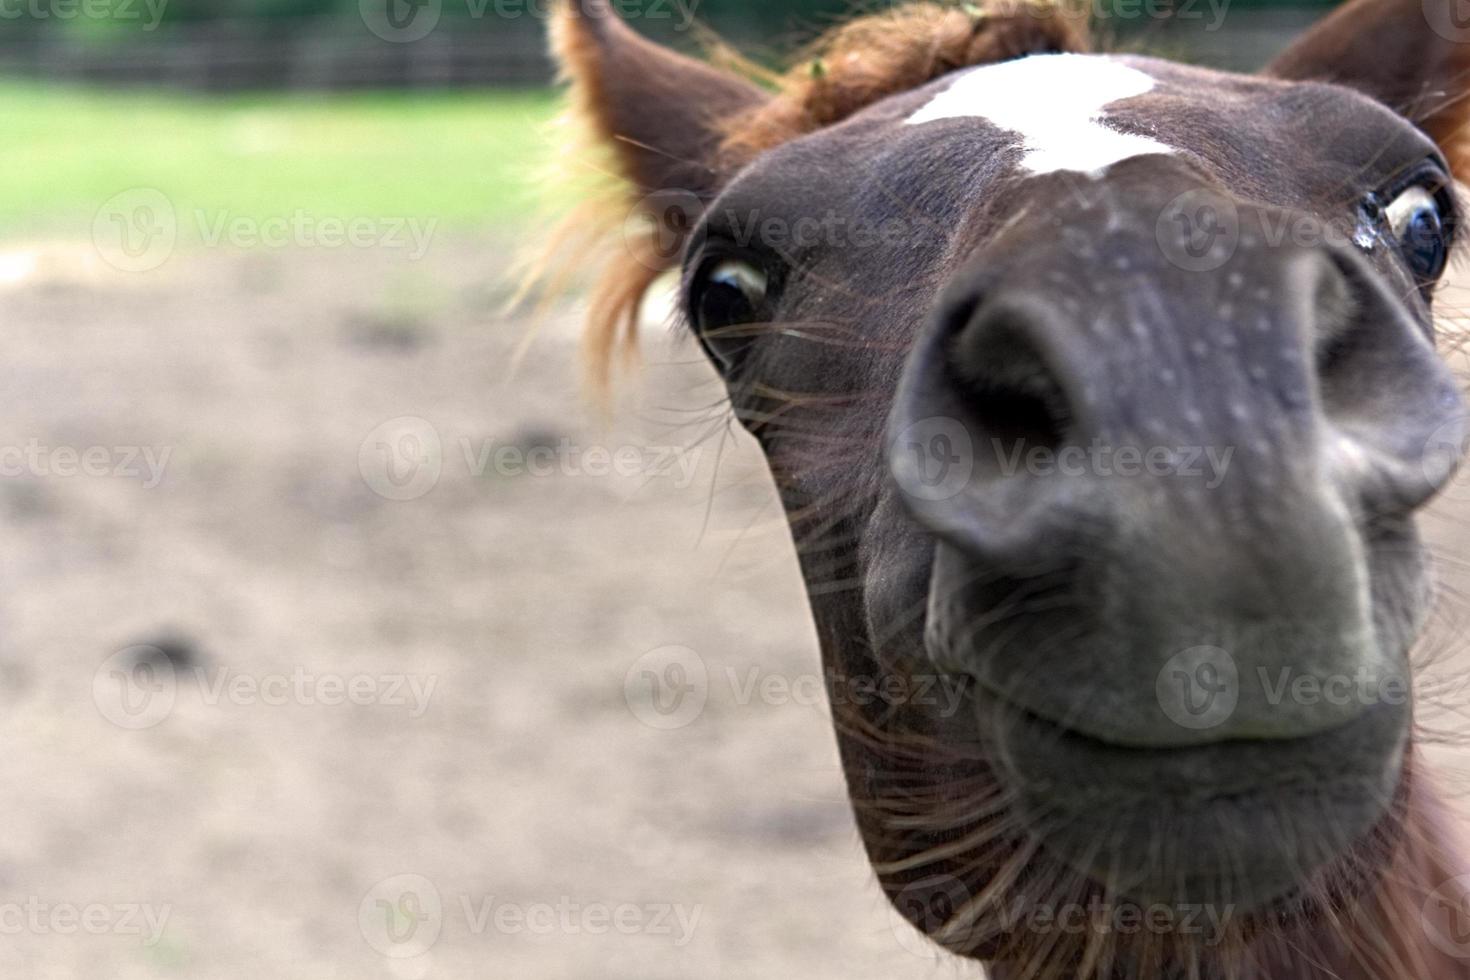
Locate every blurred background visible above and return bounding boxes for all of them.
[5,0,1467,978]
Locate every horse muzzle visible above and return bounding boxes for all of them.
[884,180,1464,905]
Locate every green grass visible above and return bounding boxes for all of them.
[3,82,561,238]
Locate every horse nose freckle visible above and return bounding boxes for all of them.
[1158,368,1177,386]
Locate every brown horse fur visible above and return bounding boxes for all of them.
[535,0,1470,396]
[538,0,1092,396]
[534,1,1470,976]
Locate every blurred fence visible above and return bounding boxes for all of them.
[0,19,552,88]
[0,4,1324,90]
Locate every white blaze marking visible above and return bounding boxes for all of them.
[905,54,1173,176]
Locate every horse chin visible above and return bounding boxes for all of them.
[975,682,1411,914]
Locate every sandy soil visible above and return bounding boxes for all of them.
[1,238,1469,979]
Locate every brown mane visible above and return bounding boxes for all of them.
[531,0,1092,396]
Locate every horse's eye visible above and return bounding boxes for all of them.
[1384,185,1449,283]
[693,258,770,334]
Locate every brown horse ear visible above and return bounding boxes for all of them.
[1265,0,1470,176]
[552,0,768,199]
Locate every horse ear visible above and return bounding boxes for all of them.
[1265,0,1470,175]
[552,0,768,199]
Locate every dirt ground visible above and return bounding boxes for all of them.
[3,237,1470,979]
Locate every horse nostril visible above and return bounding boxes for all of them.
[949,303,1074,461]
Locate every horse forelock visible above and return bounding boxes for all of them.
[716,0,1091,161]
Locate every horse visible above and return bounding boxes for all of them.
[535,0,1470,975]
